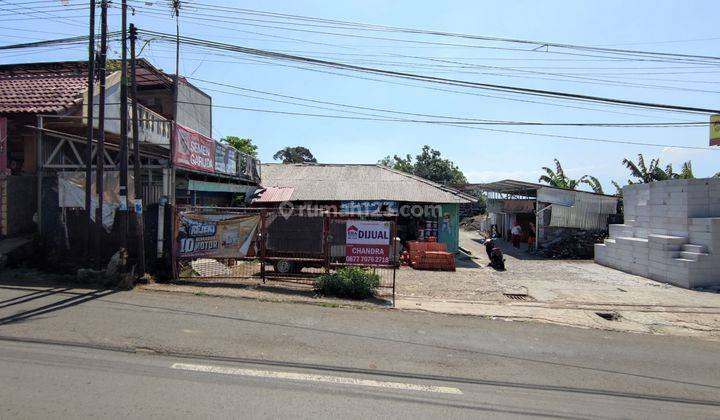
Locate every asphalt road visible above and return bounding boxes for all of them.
[0,280,719,419]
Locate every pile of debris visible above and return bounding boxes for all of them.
[460,214,487,232]
[537,229,607,260]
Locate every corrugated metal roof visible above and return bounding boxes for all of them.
[259,163,475,204]
[468,179,617,198]
[254,186,295,203]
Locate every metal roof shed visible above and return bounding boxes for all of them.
[467,179,619,250]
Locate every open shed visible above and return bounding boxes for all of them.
[468,180,619,250]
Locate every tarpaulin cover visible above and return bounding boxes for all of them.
[57,171,135,231]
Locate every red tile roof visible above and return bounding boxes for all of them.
[0,75,86,114]
[0,59,175,115]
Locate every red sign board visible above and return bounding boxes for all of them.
[174,123,215,173]
[345,245,390,265]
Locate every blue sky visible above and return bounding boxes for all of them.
[2,0,719,192]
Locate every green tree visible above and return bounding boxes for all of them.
[678,161,695,179]
[611,180,624,197]
[273,146,317,163]
[379,154,414,173]
[222,136,257,157]
[581,175,605,194]
[538,159,582,190]
[622,154,661,184]
[379,145,467,186]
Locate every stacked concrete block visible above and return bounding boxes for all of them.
[595,178,720,289]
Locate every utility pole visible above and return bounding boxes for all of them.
[95,0,108,268]
[129,24,145,275]
[85,0,96,266]
[118,0,129,250]
[170,0,180,207]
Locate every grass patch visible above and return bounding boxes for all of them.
[315,267,380,300]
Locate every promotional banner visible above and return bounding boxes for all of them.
[174,123,215,173]
[226,148,238,176]
[177,213,260,258]
[345,220,391,265]
[214,142,227,174]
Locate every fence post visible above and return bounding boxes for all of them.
[260,209,266,283]
[323,212,330,273]
[170,206,178,281]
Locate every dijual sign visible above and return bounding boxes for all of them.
[345,220,391,266]
[345,220,391,245]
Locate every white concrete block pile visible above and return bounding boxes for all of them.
[595,178,720,288]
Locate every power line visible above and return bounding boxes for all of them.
[188,77,710,127]
[152,2,720,64]
[139,30,720,115]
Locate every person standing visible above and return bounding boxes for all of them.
[527,222,536,251]
[511,222,522,249]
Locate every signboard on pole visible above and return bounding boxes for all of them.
[711,115,720,146]
[174,123,215,173]
[176,212,260,258]
[345,220,391,265]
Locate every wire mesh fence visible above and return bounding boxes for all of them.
[172,207,398,303]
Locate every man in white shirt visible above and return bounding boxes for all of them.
[511,222,522,249]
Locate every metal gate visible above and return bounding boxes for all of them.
[172,207,398,300]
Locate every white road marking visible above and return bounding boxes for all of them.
[171,362,463,395]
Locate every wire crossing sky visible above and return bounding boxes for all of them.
[0,0,718,188]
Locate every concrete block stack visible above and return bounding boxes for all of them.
[406,240,456,271]
[595,178,720,289]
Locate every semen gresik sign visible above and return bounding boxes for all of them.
[345,220,391,265]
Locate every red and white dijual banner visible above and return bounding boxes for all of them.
[345,220,391,265]
[174,123,215,173]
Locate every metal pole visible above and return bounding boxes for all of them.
[95,0,108,268]
[118,0,129,250]
[36,116,43,236]
[84,0,96,266]
[170,0,180,207]
[130,24,145,276]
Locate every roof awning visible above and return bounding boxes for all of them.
[186,180,256,193]
[253,186,295,203]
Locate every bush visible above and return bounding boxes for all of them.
[315,267,380,299]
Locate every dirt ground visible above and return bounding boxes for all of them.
[394,230,720,340]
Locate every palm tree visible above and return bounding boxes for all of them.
[539,159,582,190]
[622,154,661,184]
[581,175,605,194]
[677,161,695,179]
[611,180,624,197]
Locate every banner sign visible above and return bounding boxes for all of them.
[345,220,391,265]
[214,142,227,174]
[225,148,237,176]
[174,124,215,173]
[177,212,260,258]
[711,114,720,146]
